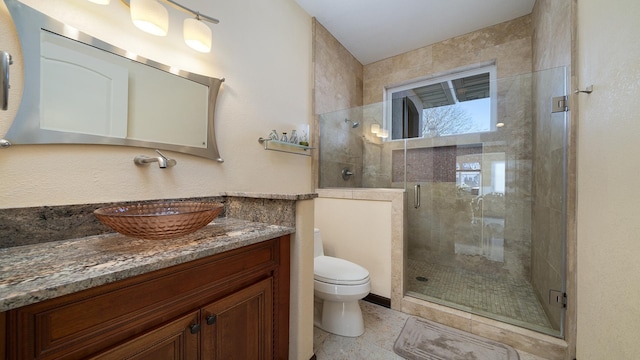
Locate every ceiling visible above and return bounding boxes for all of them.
[294,0,536,65]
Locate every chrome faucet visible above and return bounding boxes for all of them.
[134,149,177,168]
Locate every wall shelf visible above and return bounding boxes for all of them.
[258,138,314,156]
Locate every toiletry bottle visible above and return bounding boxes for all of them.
[269,130,279,141]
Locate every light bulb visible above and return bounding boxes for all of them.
[130,0,168,36]
[184,18,212,53]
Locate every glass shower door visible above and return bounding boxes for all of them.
[397,67,567,337]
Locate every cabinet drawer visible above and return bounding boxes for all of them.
[8,238,280,360]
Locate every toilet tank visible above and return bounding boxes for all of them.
[313,228,324,258]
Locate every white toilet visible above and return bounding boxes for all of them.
[313,228,371,337]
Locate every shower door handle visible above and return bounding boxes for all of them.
[1,50,12,111]
[414,184,421,209]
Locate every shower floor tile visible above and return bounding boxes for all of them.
[406,258,555,332]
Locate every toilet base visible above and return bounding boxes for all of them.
[314,298,365,337]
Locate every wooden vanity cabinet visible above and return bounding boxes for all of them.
[89,310,201,360]
[201,277,274,359]
[4,235,290,360]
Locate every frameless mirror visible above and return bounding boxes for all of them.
[2,0,224,161]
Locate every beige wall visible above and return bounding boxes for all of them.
[0,0,313,209]
[292,199,315,360]
[314,198,392,297]
[314,189,404,299]
[576,0,640,358]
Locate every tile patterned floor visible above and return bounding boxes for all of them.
[313,301,549,360]
[406,258,555,333]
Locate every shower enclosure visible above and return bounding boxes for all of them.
[318,66,568,337]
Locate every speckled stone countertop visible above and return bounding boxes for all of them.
[0,217,294,312]
[222,191,318,201]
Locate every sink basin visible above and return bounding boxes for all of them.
[94,201,224,240]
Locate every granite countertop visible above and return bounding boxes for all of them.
[0,217,294,312]
[222,191,317,200]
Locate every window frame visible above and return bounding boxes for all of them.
[383,62,498,141]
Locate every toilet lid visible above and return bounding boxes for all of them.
[314,256,370,285]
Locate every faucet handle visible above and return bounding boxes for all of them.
[155,149,177,167]
[155,149,168,159]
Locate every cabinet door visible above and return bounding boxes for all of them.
[201,278,273,360]
[90,311,200,360]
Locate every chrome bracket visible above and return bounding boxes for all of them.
[549,289,567,308]
[551,95,569,113]
[575,85,593,94]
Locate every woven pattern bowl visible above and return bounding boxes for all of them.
[94,201,224,240]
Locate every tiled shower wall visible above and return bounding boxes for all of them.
[313,20,364,188]
[531,0,573,332]
[361,15,533,190]
[314,14,536,281]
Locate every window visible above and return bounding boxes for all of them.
[385,64,497,140]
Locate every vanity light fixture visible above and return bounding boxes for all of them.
[130,0,169,36]
[184,15,212,53]
[87,0,111,4]
[114,0,219,52]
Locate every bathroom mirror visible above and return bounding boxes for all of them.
[2,0,224,161]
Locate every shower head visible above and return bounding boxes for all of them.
[344,118,360,128]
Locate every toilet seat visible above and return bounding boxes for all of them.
[314,255,370,285]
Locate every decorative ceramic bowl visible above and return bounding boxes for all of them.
[94,201,224,240]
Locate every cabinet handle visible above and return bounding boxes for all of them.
[189,323,201,334]
[206,314,217,325]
